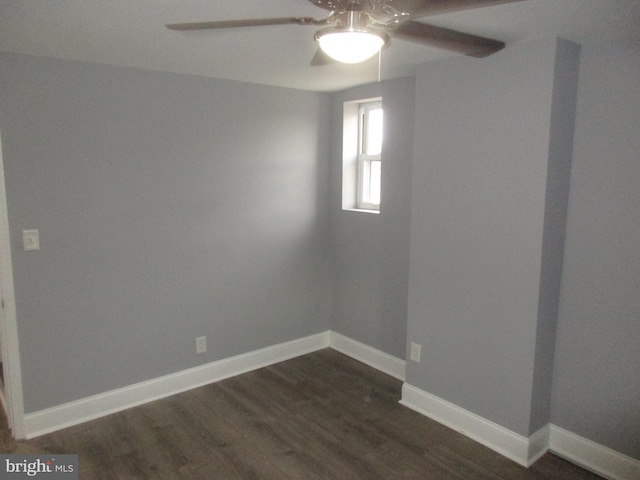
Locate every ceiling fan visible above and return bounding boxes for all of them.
[166,0,523,65]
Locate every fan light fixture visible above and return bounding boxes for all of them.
[315,10,388,64]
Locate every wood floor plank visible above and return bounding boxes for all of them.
[0,349,604,479]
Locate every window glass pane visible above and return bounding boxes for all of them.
[369,160,381,206]
[365,108,383,155]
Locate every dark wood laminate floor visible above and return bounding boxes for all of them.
[0,349,603,479]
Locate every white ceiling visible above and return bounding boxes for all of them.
[1,0,639,92]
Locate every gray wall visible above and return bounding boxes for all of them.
[0,52,332,413]
[551,43,640,459]
[529,39,580,434]
[405,40,572,437]
[1,39,638,463]
[329,77,414,359]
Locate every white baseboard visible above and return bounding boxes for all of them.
[400,383,541,466]
[549,425,640,480]
[23,330,405,439]
[528,423,551,465]
[24,332,330,439]
[21,332,639,480]
[400,383,640,479]
[328,331,406,381]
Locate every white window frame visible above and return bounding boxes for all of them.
[341,96,382,214]
[357,101,382,211]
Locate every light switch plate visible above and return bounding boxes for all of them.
[23,229,40,251]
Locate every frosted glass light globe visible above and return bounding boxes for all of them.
[317,31,386,64]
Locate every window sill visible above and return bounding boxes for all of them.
[342,208,380,215]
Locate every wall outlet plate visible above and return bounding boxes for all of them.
[23,229,40,251]
[410,342,421,362]
[196,336,207,354]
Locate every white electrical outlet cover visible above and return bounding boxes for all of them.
[23,229,40,251]
[410,342,421,362]
[196,336,207,354]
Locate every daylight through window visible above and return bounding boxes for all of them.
[358,101,383,210]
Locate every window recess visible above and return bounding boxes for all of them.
[342,97,383,213]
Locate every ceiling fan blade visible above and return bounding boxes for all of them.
[166,17,316,31]
[408,0,526,18]
[392,21,504,58]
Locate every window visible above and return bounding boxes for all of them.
[341,97,383,213]
[357,101,383,210]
